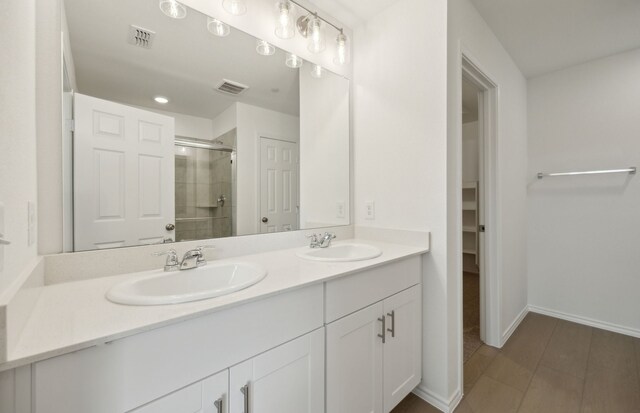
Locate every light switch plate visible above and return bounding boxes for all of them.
[365,201,375,220]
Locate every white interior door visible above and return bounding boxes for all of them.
[259,137,299,233]
[326,302,384,413]
[382,286,422,412]
[73,93,175,251]
[229,329,324,413]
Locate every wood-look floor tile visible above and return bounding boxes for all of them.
[518,365,583,413]
[453,399,474,413]
[464,344,499,394]
[501,313,557,371]
[390,393,418,413]
[588,328,636,375]
[402,395,441,413]
[539,320,592,378]
[483,353,533,392]
[466,375,524,413]
[581,363,640,413]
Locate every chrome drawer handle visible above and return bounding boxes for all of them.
[214,397,223,413]
[241,383,250,413]
[378,316,386,343]
[387,310,396,338]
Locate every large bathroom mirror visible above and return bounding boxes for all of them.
[61,0,350,252]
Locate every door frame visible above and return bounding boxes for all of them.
[459,52,501,351]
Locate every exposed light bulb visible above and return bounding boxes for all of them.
[222,0,247,16]
[307,16,325,53]
[334,32,347,66]
[275,1,294,39]
[285,53,303,69]
[256,39,275,56]
[159,0,187,19]
[310,64,323,79]
[207,17,230,37]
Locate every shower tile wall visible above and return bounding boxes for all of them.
[175,144,233,242]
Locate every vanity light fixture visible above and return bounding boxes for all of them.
[159,0,187,19]
[334,30,347,65]
[285,53,303,68]
[275,1,295,39]
[222,0,247,16]
[154,96,169,104]
[310,64,323,79]
[207,17,230,37]
[307,15,325,53]
[256,39,275,56]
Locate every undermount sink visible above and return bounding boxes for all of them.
[296,243,382,262]
[106,262,267,306]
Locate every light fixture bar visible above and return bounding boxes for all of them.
[288,0,343,33]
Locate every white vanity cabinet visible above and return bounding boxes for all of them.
[325,256,422,413]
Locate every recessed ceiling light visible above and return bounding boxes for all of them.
[154,96,169,104]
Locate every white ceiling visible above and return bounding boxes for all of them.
[309,0,399,27]
[64,0,300,119]
[469,0,640,78]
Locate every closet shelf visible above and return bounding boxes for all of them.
[462,226,477,233]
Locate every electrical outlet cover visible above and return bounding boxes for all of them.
[365,201,375,220]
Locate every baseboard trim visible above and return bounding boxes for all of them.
[413,385,462,413]
[500,305,529,347]
[528,305,640,338]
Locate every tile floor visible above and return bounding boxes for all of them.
[391,313,640,413]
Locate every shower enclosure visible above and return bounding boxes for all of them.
[174,132,236,242]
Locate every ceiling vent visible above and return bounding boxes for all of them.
[128,25,155,49]
[215,79,249,95]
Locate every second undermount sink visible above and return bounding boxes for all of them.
[296,243,382,262]
[106,262,267,306]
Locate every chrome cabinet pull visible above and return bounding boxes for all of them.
[378,316,386,343]
[214,397,223,413]
[387,310,396,338]
[241,383,250,413]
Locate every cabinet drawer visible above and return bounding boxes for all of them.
[325,256,421,323]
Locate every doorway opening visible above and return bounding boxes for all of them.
[460,54,500,368]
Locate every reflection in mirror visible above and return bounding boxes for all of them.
[62,0,349,252]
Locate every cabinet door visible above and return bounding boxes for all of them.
[130,369,228,413]
[229,328,324,413]
[383,285,422,412]
[326,302,385,413]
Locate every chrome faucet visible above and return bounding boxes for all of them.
[307,232,337,248]
[153,245,215,272]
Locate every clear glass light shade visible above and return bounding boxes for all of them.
[334,32,348,65]
[275,1,295,39]
[159,0,187,19]
[256,39,275,56]
[222,0,247,16]
[285,53,303,68]
[207,17,230,37]
[307,16,325,53]
[310,64,324,78]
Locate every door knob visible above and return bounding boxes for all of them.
[165,223,175,231]
[261,217,268,223]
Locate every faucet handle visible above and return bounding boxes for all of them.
[196,245,216,251]
[306,234,319,241]
[153,249,179,271]
[324,232,337,239]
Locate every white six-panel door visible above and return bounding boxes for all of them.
[73,94,175,251]
[326,302,385,413]
[229,329,324,413]
[259,137,299,233]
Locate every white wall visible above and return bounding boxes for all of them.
[352,0,450,407]
[0,0,39,298]
[299,67,350,228]
[449,0,529,340]
[528,48,640,335]
[462,121,479,182]
[235,103,300,235]
[211,104,238,140]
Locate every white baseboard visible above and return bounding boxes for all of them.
[413,385,462,413]
[500,305,529,347]
[528,305,640,338]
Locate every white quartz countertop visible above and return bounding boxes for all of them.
[2,239,427,370]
